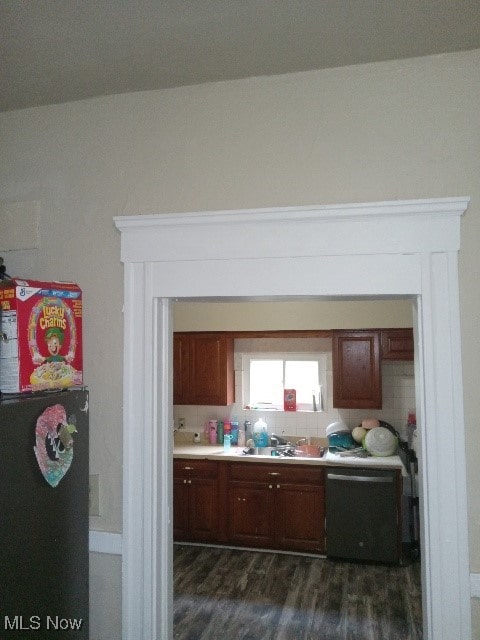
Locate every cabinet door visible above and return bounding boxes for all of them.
[189,333,234,405]
[173,333,190,405]
[333,330,382,409]
[381,328,414,360]
[173,460,219,542]
[173,332,234,405]
[275,483,325,553]
[228,482,274,547]
[173,477,190,540]
[188,479,219,542]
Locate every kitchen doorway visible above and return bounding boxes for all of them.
[115,197,471,640]
[171,297,421,639]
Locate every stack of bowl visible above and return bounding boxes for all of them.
[326,421,356,449]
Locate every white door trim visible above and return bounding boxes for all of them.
[115,197,471,640]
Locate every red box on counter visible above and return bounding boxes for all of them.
[284,388,296,411]
[0,279,83,393]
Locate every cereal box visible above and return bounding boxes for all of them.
[0,279,83,393]
[284,388,296,411]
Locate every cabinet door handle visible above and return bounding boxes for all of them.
[183,466,193,470]
[277,484,281,489]
[183,479,187,484]
[268,484,273,489]
[268,472,280,476]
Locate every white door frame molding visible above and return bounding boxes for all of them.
[115,197,471,640]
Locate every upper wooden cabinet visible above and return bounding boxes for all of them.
[173,332,235,405]
[332,330,382,409]
[381,328,414,361]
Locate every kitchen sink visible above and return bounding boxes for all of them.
[241,445,325,459]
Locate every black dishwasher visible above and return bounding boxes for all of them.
[325,466,400,564]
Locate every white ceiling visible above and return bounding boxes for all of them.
[1,0,480,112]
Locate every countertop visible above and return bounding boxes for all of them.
[173,444,407,475]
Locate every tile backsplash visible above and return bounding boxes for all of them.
[174,338,415,443]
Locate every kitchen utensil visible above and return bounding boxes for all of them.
[295,444,324,458]
[326,421,349,436]
[364,426,397,456]
[327,431,356,449]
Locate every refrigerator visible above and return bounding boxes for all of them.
[0,388,89,639]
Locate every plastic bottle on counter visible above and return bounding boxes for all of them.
[230,416,239,445]
[237,427,246,447]
[209,422,217,444]
[253,418,268,447]
[216,421,224,445]
[223,433,232,451]
[206,420,217,443]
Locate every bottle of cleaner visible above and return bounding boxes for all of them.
[253,418,268,447]
[230,416,239,445]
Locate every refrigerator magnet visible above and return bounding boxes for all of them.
[34,404,77,487]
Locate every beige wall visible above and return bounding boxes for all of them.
[1,49,479,638]
[173,300,414,330]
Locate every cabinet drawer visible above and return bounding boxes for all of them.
[173,459,218,479]
[229,462,324,485]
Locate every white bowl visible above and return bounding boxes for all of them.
[326,421,349,436]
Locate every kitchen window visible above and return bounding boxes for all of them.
[242,352,326,411]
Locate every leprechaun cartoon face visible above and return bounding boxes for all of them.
[45,327,65,362]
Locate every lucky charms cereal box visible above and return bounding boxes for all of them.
[0,279,83,393]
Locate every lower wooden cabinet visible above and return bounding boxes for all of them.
[224,462,325,553]
[173,460,219,543]
[173,459,326,553]
[275,479,325,553]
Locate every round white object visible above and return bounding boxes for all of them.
[352,426,367,443]
[364,427,397,457]
[326,421,349,436]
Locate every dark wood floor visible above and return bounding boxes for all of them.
[173,545,422,640]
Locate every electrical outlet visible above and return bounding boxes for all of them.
[89,474,100,516]
[178,418,186,429]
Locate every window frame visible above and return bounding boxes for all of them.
[242,351,326,412]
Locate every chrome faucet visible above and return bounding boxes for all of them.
[270,433,288,447]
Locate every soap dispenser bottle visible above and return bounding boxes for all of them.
[253,418,268,447]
